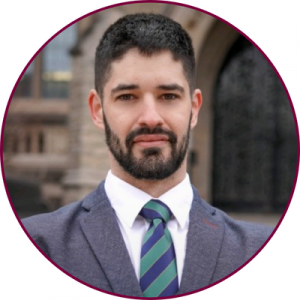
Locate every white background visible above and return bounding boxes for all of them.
[0,0,299,299]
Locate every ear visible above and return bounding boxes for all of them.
[88,89,104,130]
[190,89,202,129]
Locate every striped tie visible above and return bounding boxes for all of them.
[139,199,179,297]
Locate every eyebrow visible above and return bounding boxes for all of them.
[110,83,185,95]
[156,84,185,93]
[111,84,139,95]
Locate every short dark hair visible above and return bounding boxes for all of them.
[95,13,196,98]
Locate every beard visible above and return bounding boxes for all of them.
[103,113,191,180]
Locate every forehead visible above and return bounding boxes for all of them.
[104,49,188,91]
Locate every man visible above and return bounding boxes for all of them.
[22,14,273,297]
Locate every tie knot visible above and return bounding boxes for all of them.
[139,199,172,223]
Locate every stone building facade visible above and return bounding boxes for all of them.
[3,2,297,216]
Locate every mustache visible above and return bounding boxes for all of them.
[125,127,177,148]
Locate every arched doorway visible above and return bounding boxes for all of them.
[191,19,239,201]
[212,36,298,213]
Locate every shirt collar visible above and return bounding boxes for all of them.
[105,170,193,229]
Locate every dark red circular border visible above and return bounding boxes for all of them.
[1,1,299,299]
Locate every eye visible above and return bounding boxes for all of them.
[117,94,135,101]
[161,93,179,100]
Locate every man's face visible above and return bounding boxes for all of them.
[90,49,201,180]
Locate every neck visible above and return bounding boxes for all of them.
[110,159,188,198]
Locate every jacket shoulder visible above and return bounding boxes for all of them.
[222,210,272,247]
[21,186,104,255]
[192,187,274,248]
[191,187,274,275]
[211,207,274,279]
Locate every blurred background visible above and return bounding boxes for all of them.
[2,3,298,225]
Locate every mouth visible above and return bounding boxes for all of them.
[133,134,169,148]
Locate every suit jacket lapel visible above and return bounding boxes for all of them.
[179,189,224,294]
[80,182,143,297]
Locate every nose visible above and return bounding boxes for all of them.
[137,96,164,129]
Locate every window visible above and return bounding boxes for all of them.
[13,24,77,100]
[14,62,34,98]
[42,25,77,99]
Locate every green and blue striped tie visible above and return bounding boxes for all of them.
[139,199,179,297]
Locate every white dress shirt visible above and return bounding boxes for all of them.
[104,170,193,284]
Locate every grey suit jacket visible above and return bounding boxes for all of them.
[22,181,273,297]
